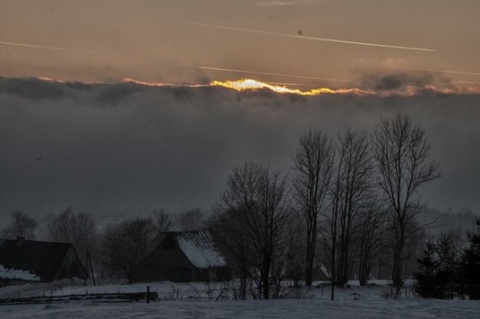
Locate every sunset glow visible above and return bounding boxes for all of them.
[210,79,373,95]
[2,2,480,286]
[24,76,480,96]
[209,78,480,96]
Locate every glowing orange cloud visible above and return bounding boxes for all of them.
[209,78,480,96]
[210,79,374,96]
[27,76,480,96]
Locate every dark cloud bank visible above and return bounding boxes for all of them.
[1,77,479,221]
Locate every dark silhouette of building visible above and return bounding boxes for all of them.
[0,237,87,286]
[135,230,229,282]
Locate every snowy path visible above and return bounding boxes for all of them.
[1,281,479,318]
[1,298,479,319]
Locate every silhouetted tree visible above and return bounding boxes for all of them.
[458,219,480,299]
[1,210,38,240]
[414,232,459,299]
[292,128,334,286]
[102,218,155,283]
[48,207,96,264]
[435,233,458,299]
[357,203,386,286]
[373,113,441,295]
[413,240,439,298]
[212,162,294,299]
[330,128,376,287]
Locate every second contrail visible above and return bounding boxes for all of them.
[198,66,349,83]
[0,40,96,54]
[184,21,436,52]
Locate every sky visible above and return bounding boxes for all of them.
[1,1,480,223]
[1,0,480,87]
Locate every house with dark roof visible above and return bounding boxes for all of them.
[0,238,87,286]
[134,230,230,282]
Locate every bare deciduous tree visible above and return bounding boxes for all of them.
[373,113,441,295]
[212,162,294,299]
[48,207,96,264]
[292,128,334,286]
[333,128,376,286]
[1,210,38,240]
[357,203,386,286]
[325,128,376,299]
[101,218,155,283]
[209,208,252,299]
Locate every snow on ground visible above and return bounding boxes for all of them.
[0,281,478,319]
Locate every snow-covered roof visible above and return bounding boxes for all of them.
[0,239,87,282]
[0,265,40,281]
[174,231,226,269]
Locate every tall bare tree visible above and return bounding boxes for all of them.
[101,217,155,283]
[325,128,376,299]
[209,207,251,299]
[373,113,440,295]
[357,203,386,286]
[332,128,376,286]
[213,162,293,299]
[48,207,96,264]
[292,128,334,286]
[1,210,38,240]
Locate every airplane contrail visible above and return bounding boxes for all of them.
[184,21,436,52]
[0,40,96,54]
[198,66,349,82]
[389,66,480,76]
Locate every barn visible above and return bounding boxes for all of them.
[135,230,230,282]
[0,237,87,286]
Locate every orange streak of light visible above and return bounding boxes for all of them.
[210,79,374,96]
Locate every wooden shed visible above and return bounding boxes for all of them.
[0,238,87,286]
[135,230,230,282]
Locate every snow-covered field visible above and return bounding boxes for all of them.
[0,281,478,319]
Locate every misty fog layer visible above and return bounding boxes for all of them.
[0,77,479,217]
